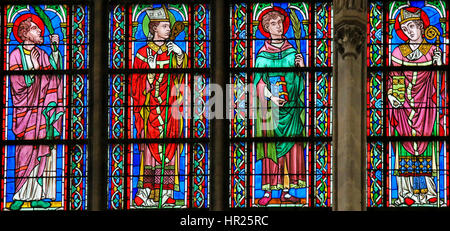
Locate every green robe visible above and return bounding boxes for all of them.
[254,46,306,164]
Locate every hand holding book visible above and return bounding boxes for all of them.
[388,75,406,108]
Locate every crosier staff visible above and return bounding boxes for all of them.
[157,20,185,209]
[424,25,441,65]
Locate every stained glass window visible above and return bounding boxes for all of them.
[367,1,449,207]
[229,1,333,208]
[0,3,90,211]
[107,2,210,209]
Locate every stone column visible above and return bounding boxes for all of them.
[333,0,367,211]
[90,0,107,211]
[211,0,226,211]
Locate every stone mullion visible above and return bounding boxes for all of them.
[333,0,367,211]
[90,0,108,210]
[211,0,226,211]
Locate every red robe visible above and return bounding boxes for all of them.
[132,42,186,190]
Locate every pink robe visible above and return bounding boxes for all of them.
[9,46,63,195]
[389,42,438,156]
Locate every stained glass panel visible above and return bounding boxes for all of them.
[367,1,449,207]
[229,1,333,208]
[107,3,210,209]
[1,4,90,211]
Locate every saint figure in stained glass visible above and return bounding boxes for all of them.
[132,5,187,207]
[388,7,441,206]
[254,7,306,206]
[8,13,63,210]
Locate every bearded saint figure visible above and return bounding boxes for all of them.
[9,14,63,210]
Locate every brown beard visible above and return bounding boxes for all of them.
[27,34,44,45]
[33,36,44,44]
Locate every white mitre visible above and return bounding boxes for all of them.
[145,6,170,22]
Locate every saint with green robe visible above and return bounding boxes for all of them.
[254,8,306,206]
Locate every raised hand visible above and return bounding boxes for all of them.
[167,41,183,56]
[147,48,157,69]
[433,47,442,66]
[31,48,40,70]
[49,34,59,52]
[295,53,305,67]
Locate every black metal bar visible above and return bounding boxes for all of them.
[368,136,450,142]
[111,67,332,74]
[67,3,73,211]
[229,38,336,41]
[107,137,210,144]
[245,0,251,208]
[108,39,211,43]
[309,0,316,208]
[95,0,109,210]
[123,1,130,210]
[381,0,388,207]
[107,68,210,74]
[230,136,331,143]
[368,41,449,45]
[3,70,90,75]
[222,0,230,210]
[229,67,333,72]
[87,0,97,211]
[446,0,450,208]
[3,0,91,4]
[189,2,194,209]
[367,106,447,110]
[105,105,332,109]
[107,0,210,4]
[0,3,4,210]
[369,65,449,72]
[3,42,89,46]
[103,173,333,178]
[229,0,333,3]
[1,139,88,145]
[1,106,89,109]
